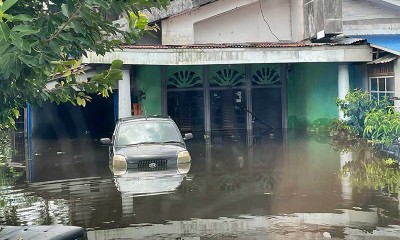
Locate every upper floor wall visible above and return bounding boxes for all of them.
[191,0,292,44]
[303,0,343,40]
[158,0,344,45]
[343,0,400,35]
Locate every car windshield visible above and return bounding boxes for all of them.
[116,120,182,146]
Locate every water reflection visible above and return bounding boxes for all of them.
[3,132,400,239]
[113,163,191,197]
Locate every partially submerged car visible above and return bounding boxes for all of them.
[100,116,193,173]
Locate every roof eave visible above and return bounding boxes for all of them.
[83,44,372,65]
[366,0,400,11]
[145,0,218,23]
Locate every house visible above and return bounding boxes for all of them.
[342,0,400,104]
[30,0,374,145]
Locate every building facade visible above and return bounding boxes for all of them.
[31,0,375,144]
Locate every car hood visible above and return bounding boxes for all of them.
[115,144,186,161]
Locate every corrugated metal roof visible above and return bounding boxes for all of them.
[121,38,366,50]
[367,54,398,64]
[352,34,400,56]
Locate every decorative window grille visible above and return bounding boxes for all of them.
[252,67,280,85]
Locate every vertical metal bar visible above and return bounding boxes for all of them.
[203,65,211,143]
[281,64,288,129]
[113,91,118,123]
[245,64,253,147]
[26,104,32,183]
[161,66,168,116]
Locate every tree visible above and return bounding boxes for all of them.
[0,0,169,127]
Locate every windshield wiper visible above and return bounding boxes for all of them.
[125,142,159,146]
[161,141,183,144]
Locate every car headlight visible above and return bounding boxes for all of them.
[177,151,191,164]
[178,162,191,174]
[112,154,127,175]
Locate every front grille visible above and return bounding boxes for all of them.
[138,159,168,171]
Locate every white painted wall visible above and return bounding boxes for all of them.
[193,0,291,44]
[162,0,292,45]
[343,0,400,35]
[290,0,304,42]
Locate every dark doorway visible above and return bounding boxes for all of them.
[210,89,246,143]
[252,88,282,141]
[33,93,116,139]
[167,91,204,140]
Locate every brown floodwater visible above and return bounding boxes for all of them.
[1,132,400,239]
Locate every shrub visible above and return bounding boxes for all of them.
[364,107,400,146]
[336,90,391,136]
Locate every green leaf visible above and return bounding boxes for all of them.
[62,69,71,77]
[11,14,33,22]
[11,108,19,118]
[1,51,21,78]
[60,33,74,41]
[0,0,17,12]
[0,40,10,55]
[18,54,40,67]
[0,22,10,39]
[10,30,23,48]
[72,21,85,35]
[21,38,30,52]
[48,41,61,54]
[2,13,12,21]
[111,59,123,69]
[80,8,93,26]
[12,25,40,36]
[61,3,69,17]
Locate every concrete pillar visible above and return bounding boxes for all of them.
[338,64,350,120]
[118,68,132,119]
[394,59,400,98]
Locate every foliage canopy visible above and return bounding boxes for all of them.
[0,0,169,127]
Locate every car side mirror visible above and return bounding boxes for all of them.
[184,133,193,141]
[100,138,112,146]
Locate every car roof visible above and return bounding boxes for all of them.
[117,115,172,124]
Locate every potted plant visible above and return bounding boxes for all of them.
[133,89,146,115]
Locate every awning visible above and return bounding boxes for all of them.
[353,34,400,56]
[367,54,398,64]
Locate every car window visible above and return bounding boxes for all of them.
[116,121,182,146]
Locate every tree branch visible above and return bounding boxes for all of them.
[43,1,85,43]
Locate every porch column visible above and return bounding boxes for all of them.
[118,68,132,119]
[338,64,350,120]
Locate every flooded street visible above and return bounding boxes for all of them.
[2,132,400,239]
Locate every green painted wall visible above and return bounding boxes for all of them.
[287,63,339,129]
[135,66,162,115]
